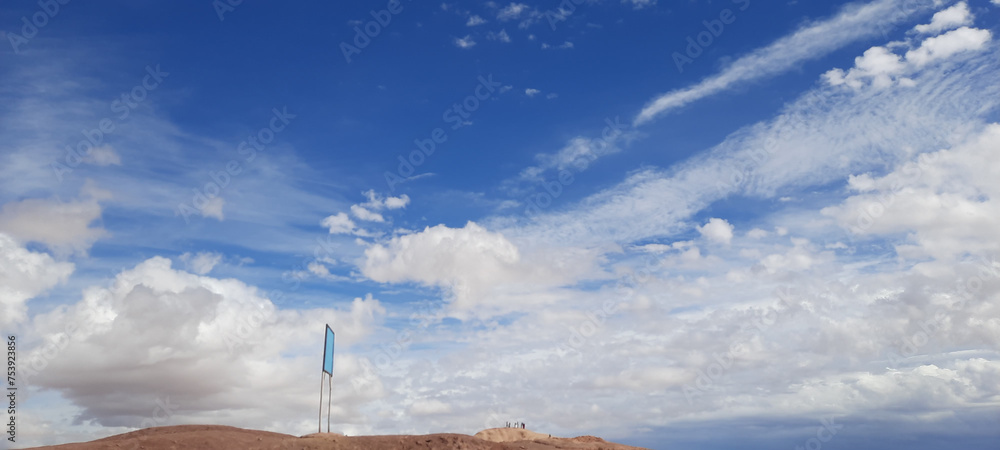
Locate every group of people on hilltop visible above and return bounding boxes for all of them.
[505,421,525,429]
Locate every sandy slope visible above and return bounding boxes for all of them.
[26,425,649,450]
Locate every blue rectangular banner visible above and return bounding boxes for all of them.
[322,325,335,375]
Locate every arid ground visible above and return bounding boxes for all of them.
[26,425,650,450]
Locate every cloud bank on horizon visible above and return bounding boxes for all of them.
[1,1,999,449]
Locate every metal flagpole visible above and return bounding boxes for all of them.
[327,372,332,433]
[317,371,325,434]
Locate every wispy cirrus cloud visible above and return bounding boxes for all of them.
[635,0,938,125]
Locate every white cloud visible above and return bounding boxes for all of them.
[698,218,735,245]
[487,29,511,43]
[824,46,906,90]
[25,257,386,434]
[179,252,223,275]
[409,399,453,416]
[0,180,110,256]
[905,26,992,66]
[525,88,541,97]
[361,222,599,315]
[362,222,520,311]
[323,191,409,236]
[914,2,972,34]
[466,15,486,26]
[322,212,356,235]
[454,35,477,49]
[351,204,386,223]
[0,233,74,328]
[306,261,351,281]
[542,41,574,50]
[362,190,409,211]
[635,0,937,124]
[822,123,1000,261]
[497,2,528,21]
[383,195,410,209]
[11,3,1000,446]
[501,33,1000,249]
[623,0,656,9]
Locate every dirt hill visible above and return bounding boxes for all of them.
[26,425,650,450]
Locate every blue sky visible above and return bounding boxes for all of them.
[2,0,1000,448]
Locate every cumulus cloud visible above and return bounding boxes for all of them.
[307,261,351,281]
[914,2,972,34]
[905,26,992,66]
[487,29,512,43]
[823,25,991,91]
[179,252,223,275]
[497,2,528,21]
[466,15,486,26]
[25,257,386,432]
[323,191,409,235]
[322,212,356,235]
[362,222,519,311]
[454,35,477,49]
[362,222,599,315]
[824,46,907,89]
[525,88,541,97]
[822,123,1000,261]
[382,194,410,210]
[0,233,74,328]
[698,218,735,245]
[541,41,574,50]
[351,204,385,222]
[0,180,110,256]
